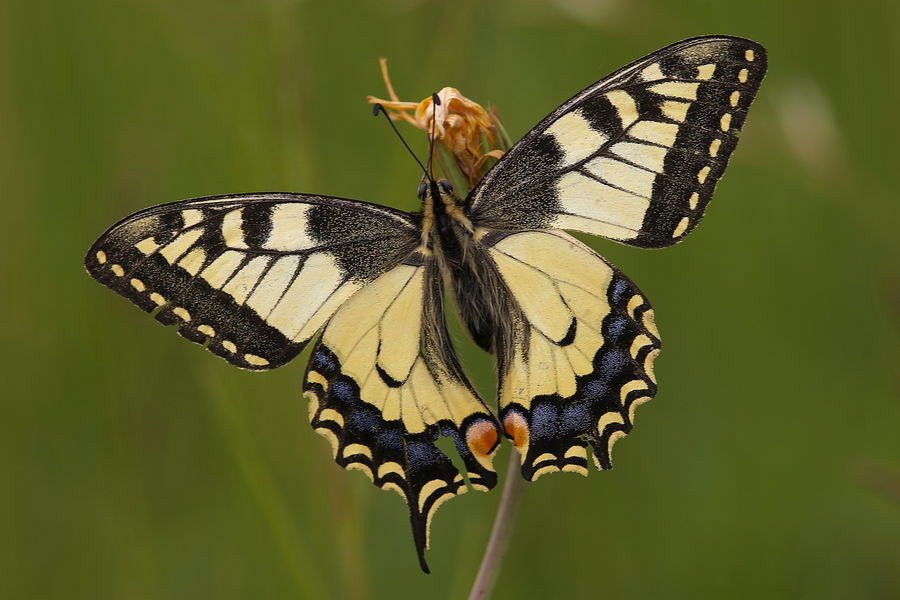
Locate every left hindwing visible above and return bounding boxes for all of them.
[303,255,500,573]
[479,230,661,480]
[468,36,767,247]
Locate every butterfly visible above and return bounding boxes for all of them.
[85,36,767,572]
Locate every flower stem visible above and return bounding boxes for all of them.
[468,448,525,600]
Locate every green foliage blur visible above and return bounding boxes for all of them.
[2,0,899,598]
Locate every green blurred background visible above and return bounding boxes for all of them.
[3,0,899,598]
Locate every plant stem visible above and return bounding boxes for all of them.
[467,448,525,600]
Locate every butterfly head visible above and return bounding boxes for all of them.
[418,178,468,224]
[416,178,453,201]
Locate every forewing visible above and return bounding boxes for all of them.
[483,230,660,480]
[85,193,419,370]
[304,255,501,573]
[469,36,767,248]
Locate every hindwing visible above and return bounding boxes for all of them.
[303,255,500,573]
[85,193,419,370]
[468,36,767,247]
[478,230,660,479]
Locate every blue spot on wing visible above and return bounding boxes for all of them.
[599,348,629,377]
[583,379,609,400]
[605,315,629,342]
[378,428,403,450]
[348,407,380,433]
[530,403,559,439]
[312,349,338,371]
[406,440,445,472]
[610,278,630,304]
[331,380,355,403]
[561,402,590,434]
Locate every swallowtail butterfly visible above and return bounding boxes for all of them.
[86,36,767,572]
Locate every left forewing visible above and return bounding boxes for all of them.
[485,230,661,480]
[85,193,419,370]
[303,256,501,573]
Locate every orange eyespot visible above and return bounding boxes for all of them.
[465,419,500,458]
[503,411,530,449]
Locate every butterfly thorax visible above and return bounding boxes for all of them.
[419,180,521,364]
[419,180,473,262]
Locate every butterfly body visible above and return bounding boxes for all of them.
[86,36,767,572]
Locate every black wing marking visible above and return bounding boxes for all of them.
[468,36,767,248]
[303,256,501,573]
[85,193,419,370]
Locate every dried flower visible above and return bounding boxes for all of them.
[367,58,510,192]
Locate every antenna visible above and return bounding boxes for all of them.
[424,93,440,182]
[372,93,442,185]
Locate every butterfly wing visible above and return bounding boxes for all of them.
[468,35,767,248]
[85,193,420,370]
[304,254,500,573]
[476,230,659,479]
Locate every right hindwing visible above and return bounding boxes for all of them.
[455,229,661,481]
[85,193,420,370]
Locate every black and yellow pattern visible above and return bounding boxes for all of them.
[85,36,766,572]
[87,194,420,370]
